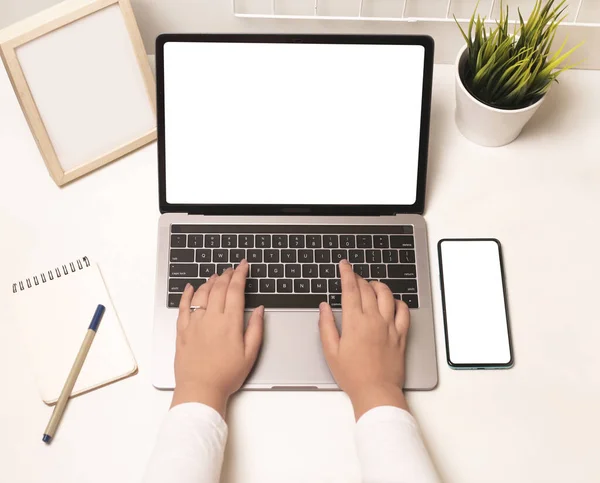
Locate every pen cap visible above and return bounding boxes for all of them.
[88,304,106,332]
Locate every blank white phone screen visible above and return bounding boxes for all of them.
[163,41,425,205]
[439,240,512,366]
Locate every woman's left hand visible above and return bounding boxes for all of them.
[171,260,264,417]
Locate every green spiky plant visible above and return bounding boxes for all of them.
[455,0,581,110]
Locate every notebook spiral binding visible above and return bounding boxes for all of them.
[12,257,90,293]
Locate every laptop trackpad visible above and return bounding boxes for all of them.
[244,309,341,388]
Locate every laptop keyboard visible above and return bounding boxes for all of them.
[167,225,419,310]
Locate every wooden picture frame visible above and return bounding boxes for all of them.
[0,0,156,186]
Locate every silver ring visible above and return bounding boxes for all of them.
[190,305,206,313]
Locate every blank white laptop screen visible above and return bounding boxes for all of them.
[163,41,425,206]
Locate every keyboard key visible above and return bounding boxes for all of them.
[256,235,271,248]
[290,235,305,248]
[245,294,326,308]
[371,264,387,278]
[366,250,382,263]
[168,293,182,308]
[357,235,372,248]
[353,264,369,278]
[332,250,348,263]
[299,250,314,263]
[373,235,389,248]
[306,235,322,248]
[323,235,339,248]
[168,278,206,292]
[206,235,220,248]
[320,264,336,278]
[239,235,254,248]
[294,279,310,293]
[381,279,418,293]
[282,250,297,263]
[251,264,267,278]
[311,279,327,293]
[230,249,246,263]
[214,249,228,262]
[171,234,186,247]
[400,250,416,263]
[222,235,237,248]
[277,279,293,293]
[170,249,194,262]
[328,294,341,308]
[245,278,259,293]
[402,294,419,308]
[388,264,417,278]
[260,279,276,293]
[315,250,331,263]
[273,235,288,248]
[390,235,415,249]
[217,264,233,275]
[303,264,319,278]
[200,264,216,277]
[349,250,365,263]
[383,250,399,263]
[196,249,211,262]
[328,279,341,293]
[188,235,203,248]
[340,235,355,248]
[286,264,301,278]
[247,249,262,263]
[268,264,284,278]
[170,264,198,277]
[265,249,280,263]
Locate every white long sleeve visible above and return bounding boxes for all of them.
[142,403,228,483]
[356,406,441,483]
[143,403,439,483]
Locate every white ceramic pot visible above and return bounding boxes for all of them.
[454,44,545,147]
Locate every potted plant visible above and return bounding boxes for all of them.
[454,0,581,147]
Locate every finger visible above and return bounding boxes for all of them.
[191,274,218,316]
[225,260,249,315]
[357,276,378,314]
[370,281,395,322]
[207,268,235,313]
[244,306,265,364]
[394,299,411,348]
[177,283,194,332]
[318,302,340,359]
[340,260,362,312]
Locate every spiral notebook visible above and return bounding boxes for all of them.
[8,257,137,405]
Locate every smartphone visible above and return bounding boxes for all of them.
[438,239,513,369]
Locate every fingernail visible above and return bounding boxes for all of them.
[258,305,265,316]
[341,259,349,265]
[185,283,191,291]
[241,258,247,265]
[210,274,217,280]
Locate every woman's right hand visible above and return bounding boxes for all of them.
[318,260,411,420]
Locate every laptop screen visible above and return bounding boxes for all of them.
[162,40,427,207]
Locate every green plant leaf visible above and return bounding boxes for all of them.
[455,0,582,109]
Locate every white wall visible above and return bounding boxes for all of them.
[1,0,598,68]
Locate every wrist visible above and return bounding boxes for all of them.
[348,383,408,421]
[171,383,229,418]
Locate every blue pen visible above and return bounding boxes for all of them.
[42,304,105,444]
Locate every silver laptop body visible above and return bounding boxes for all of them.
[152,34,438,391]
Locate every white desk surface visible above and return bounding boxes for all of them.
[1,61,599,483]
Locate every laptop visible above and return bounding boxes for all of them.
[152,34,438,390]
